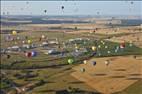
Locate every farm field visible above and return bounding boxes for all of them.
[1,1,142,94]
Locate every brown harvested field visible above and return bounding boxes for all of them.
[71,56,142,94]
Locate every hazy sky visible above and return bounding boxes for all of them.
[1,1,142,16]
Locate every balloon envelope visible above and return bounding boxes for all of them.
[80,68,85,72]
[92,46,96,51]
[28,40,31,44]
[25,52,32,57]
[92,61,96,66]
[61,6,64,9]
[12,31,17,35]
[31,51,37,57]
[83,60,87,64]
[68,59,74,64]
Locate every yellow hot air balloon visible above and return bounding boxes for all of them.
[12,31,17,35]
[92,46,96,51]
[28,39,32,44]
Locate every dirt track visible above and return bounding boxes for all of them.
[71,56,142,94]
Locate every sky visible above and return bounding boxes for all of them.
[1,1,142,16]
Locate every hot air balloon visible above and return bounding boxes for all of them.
[31,51,37,57]
[120,42,125,48]
[41,35,45,39]
[80,68,85,72]
[83,60,87,64]
[27,39,31,44]
[25,52,32,57]
[61,6,64,10]
[68,58,74,64]
[44,10,47,13]
[98,45,101,48]
[104,60,110,66]
[107,51,111,54]
[12,31,17,35]
[105,46,108,49]
[92,61,96,66]
[91,46,96,51]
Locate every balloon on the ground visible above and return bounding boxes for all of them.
[25,52,32,57]
[98,45,101,48]
[120,43,125,48]
[80,68,85,72]
[107,51,111,54]
[31,51,37,57]
[12,31,17,35]
[28,40,32,44]
[92,46,96,51]
[104,60,110,66]
[41,35,45,39]
[83,60,87,64]
[68,58,74,64]
[92,61,96,66]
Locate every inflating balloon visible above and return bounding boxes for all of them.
[68,59,74,64]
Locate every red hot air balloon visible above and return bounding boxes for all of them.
[25,52,32,57]
[120,42,125,49]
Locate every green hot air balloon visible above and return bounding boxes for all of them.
[68,58,74,64]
